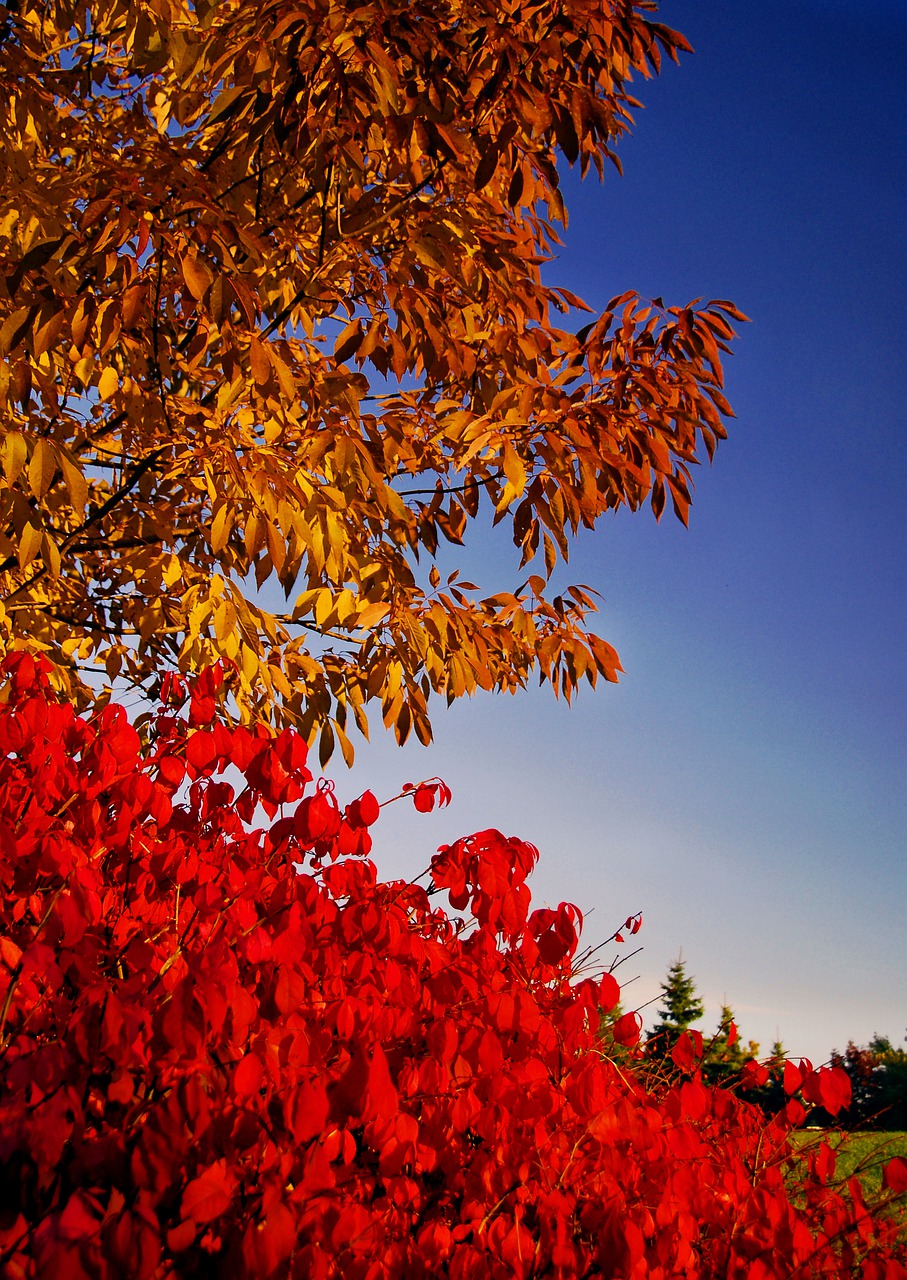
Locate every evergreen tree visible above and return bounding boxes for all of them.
[709,1004,745,1065]
[650,957,705,1049]
[704,1004,758,1083]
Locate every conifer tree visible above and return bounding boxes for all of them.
[650,956,704,1047]
[703,1003,759,1083]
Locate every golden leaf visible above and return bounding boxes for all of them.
[17,523,42,570]
[27,438,55,501]
[98,366,118,400]
[59,453,88,516]
[1,433,27,484]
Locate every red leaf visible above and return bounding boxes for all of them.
[232,1053,264,1101]
[598,973,620,1012]
[672,1032,700,1073]
[346,789,380,828]
[243,1202,297,1273]
[408,777,451,812]
[8,654,907,1277]
[287,1080,329,1145]
[413,785,435,813]
[739,1059,770,1089]
[612,1012,642,1047]
[160,672,187,707]
[814,1140,836,1184]
[186,730,217,775]
[156,754,185,788]
[818,1065,852,1117]
[330,1044,398,1123]
[883,1156,907,1195]
[167,1221,196,1253]
[181,1161,234,1224]
[681,1079,708,1121]
[784,1059,805,1096]
[188,694,216,727]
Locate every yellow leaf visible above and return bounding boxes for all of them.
[0,4,740,753]
[334,589,356,624]
[41,531,61,578]
[1,432,27,484]
[269,347,296,400]
[17,523,42,569]
[265,520,285,572]
[187,601,211,639]
[122,283,146,330]
[314,589,333,626]
[98,365,118,399]
[213,599,237,644]
[59,454,88,516]
[0,308,31,357]
[333,318,363,363]
[501,440,527,496]
[32,310,65,361]
[163,555,183,587]
[210,505,232,553]
[244,513,266,559]
[240,643,259,682]
[335,718,355,766]
[28,438,55,500]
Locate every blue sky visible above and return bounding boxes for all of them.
[338,1,906,1064]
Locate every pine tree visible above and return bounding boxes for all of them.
[710,1004,743,1063]
[703,1003,758,1083]
[650,957,705,1048]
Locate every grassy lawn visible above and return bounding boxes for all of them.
[792,1129,907,1209]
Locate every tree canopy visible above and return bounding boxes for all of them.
[0,0,744,762]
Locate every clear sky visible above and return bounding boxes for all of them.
[339,1,906,1065]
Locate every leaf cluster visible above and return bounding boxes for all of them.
[1,656,905,1277]
[0,0,744,759]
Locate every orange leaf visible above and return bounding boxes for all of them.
[181,252,212,302]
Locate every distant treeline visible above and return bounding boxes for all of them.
[607,958,907,1130]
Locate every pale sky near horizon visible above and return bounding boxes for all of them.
[336,0,907,1064]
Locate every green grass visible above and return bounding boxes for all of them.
[792,1129,907,1210]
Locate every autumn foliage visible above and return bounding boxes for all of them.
[2,0,905,1274]
[0,0,745,761]
[1,654,905,1279]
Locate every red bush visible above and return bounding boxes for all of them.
[0,654,904,1278]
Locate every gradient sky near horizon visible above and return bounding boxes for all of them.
[337,0,906,1063]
